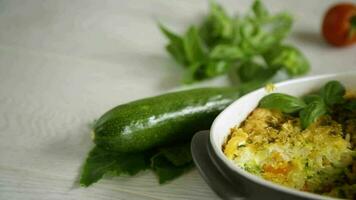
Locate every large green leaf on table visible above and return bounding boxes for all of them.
[152,142,193,184]
[80,142,195,186]
[263,45,310,76]
[160,143,192,166]
[80,146,149,187]
[151,153,193,184]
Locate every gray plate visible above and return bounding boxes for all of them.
[191,130,246,200]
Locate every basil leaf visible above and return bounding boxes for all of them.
[237,60,277,83]
[183,60,230,83]
[209,44,246,61]
[80,146,149,187]
[263,13,293,44]
[303,94,324,104]
[263,44,310,76]
[183,26,206,64]
[199,1,235,48]
[238,12,293,55]
[160,25,206,67]
[159,25,188,66]
[344,100,356,111]
[320,80,346,106]
[151,153,193,184]
[259,93,306,113]
[299,101,328,129]
[239,78,272,94]
[252,0,269,19]
[238,61,264,82]
[228,62,276,94]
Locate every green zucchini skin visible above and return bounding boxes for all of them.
[94,87,240,153]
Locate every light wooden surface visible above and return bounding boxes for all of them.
[0,0,355,199]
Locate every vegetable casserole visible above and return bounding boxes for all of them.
[223,81,356,199]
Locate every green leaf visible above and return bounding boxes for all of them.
[238,12,293,55]
[320,80,346,106]
[238,78,270,94]
[252,0,269,19]
[160,143,192,166]
[238,61,264,82]
[183,60,230,83]
[231,59,281,94]
[151,153,193,184]
[183,26,206,64]
[299,101,328,129]
[344,100,356,111]
[263,44,310,76]
[208,2,234,39]
[159,24,207,71]
[199,1,235,48]
[209,44,246,61]
[263,13,293,43]
[80,146,149,187]
[259,93,306,113]
[237,60,276,83]
[159,25,188,66]
[303,94,324,104]
[159,24,182,43]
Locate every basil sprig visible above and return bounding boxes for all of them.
[259,80,346,129]
[160,0,309,84]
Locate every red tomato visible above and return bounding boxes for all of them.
[322,3,356,47]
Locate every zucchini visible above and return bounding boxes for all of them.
[94,87,240,152]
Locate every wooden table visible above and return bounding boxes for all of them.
[0,0,355,199]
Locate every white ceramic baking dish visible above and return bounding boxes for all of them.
[196,71,356,200]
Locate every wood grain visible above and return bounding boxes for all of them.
[0,0,355,199]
